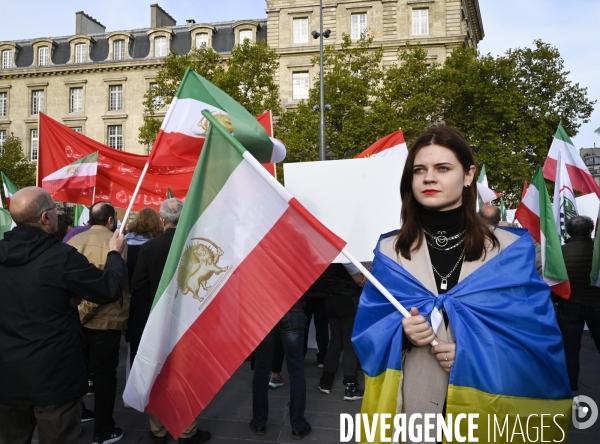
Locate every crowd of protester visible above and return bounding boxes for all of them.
[1,134,599,443]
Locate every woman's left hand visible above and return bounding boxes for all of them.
[431,338,456,374]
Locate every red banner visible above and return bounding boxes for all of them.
[38,113,194,211]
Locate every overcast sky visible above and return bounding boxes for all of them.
[2,0,598,149]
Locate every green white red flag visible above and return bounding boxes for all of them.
[149,68,285,167]
[41,151,98,194]
[476,165,500,208]
[1,172,18,209]
[74,204,89,227]
[552,150,578,242]
[543,122,600,197]
[515,166,570,299]
[123,111,345,438]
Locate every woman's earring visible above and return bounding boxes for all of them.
[465,183,471,188]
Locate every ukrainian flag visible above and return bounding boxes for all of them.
[352,229,572,443]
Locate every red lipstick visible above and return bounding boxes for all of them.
[423,189,440,195]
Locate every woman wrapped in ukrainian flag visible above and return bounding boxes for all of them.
[352,126,572,444]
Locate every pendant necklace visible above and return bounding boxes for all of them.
[424,230,465,248]
[431,248,465,291]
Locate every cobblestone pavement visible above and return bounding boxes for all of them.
[33,333,599,443]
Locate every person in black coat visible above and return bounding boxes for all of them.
[0,187,127,444]
[554,216,600,396]
[130,198,211,444]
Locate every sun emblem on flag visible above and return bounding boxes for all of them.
[193,111,233,136]
[176,237,229,308]
[66,165,79,176]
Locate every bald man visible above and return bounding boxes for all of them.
[478,205,502,226]
[0,187,127,444]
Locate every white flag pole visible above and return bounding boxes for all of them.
[118,162,150,234]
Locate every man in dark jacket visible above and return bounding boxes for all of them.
[130,198,211,444]
[0,187,127,444]
[555,216,600,397]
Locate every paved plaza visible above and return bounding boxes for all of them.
[31,332,600,443]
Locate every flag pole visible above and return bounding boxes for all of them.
[118,162,150,234]
[200,110,439,346]
[92,187,96,204]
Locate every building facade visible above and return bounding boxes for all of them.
[0,1,483,158]
[581,147,600,187]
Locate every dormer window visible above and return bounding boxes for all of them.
[106,32,133,61]
[114,40,125,60]
[75,44,87,63]
[38,47,49,66]
[232,21,260,46]
[1,50,12,69]
[240,30,253,44]
[32,38,56,66]
[189,25,215,51]
[68,35,94,64]
[155,37,167,57]
[147,28,174,58]
[196,33,209,48]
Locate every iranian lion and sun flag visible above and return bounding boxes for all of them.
[34,68,578,440]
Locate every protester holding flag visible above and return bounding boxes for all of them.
[352,126,572,443]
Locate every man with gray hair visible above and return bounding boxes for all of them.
[478,205,502,226]
[130,198,211,444]
[0,187,127,444]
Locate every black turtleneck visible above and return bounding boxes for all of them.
[420,205,465,294]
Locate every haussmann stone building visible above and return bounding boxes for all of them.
[0,1,483,159]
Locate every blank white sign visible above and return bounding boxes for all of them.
[284,156,405,262]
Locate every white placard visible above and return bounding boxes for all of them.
[284,156,405,262]
[575,193,600,230]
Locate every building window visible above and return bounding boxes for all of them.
[107,125,123,150]
[195,33,209,48]
[0,92,7,117]
[109,85,123,111]
[292,72,310,100]
[70,87,83,113]
[30,129,38,161]
[293,18,308,44]
[71,127,83,134]
[114,40,125,60]
[38,47,49,66]
[351,13,367,40]
[239,30,253,44]
[155,37,167,57]
[0,130,6,151]
[2,50,12,69]
[75,43,86,63]
[412,9,429,35]
[31,90,44,115]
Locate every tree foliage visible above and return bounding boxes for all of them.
[0,134,36,202]
[139,41,281,147]
[277,37,595,206]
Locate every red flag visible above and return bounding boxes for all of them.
[356,129,408,158]
[38,113,194,210]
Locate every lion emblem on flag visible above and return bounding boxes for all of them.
[193,111,233,136]
[176,237,229,307]
[66,165,79,176]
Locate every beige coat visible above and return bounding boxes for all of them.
[68,225,129,330]
[379,227,518,443]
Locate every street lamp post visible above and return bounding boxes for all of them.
[312,0,331,161]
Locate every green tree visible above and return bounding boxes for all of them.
[138,42,280,147]
[436,41,595,205]
[0,134,36,202]
[276,33,385,161]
